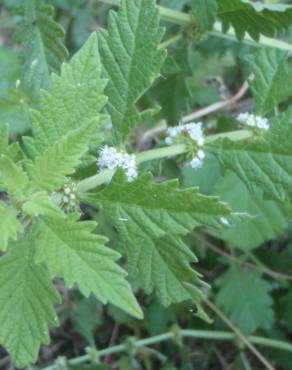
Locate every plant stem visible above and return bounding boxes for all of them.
[159,33,183,49]
[39,328,292,370]
[205,299,274,370]
[97,0,292,52]
[77,129,253,193]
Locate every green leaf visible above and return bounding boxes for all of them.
[0,236,60,368]
[216,264,274,335]
[98,0,165,144]
[0,201,22,251]
[122,234,206,310]
[72,296,101,346]
[0,124,9,154]
[218,0,292,41]
[31,32,107,152]
[33,214,142,319]
[209,110,292,216]
[86,172,232,238]
[246,48,292,115]
[213,172,288,250]
[28,122,96,193]
[22,191,64,218]
[83,171,234,316]
[15,0,68,95]
[281,288,292,331]
[0,154,29,199]
[192,0,218,30]
[151,42,192,125]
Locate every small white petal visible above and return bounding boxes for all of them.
[197,150,205,160]
[189,157,203,170]
[165,136,173,145]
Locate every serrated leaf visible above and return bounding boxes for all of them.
[218,0,292,41]
[33,214,142,319]
[213,172,289,250]
[0,236,60,368]
[15,0,68,95]
[31,32,107,153]
[83,171,233,316]
[22,191,64,218]
[0,201,22,251]
[123,234,205,307]
[246,48,292,115]
[209,110,292,216]
[0,154,29,199]
[192,0,218,30]
[216,264,274,335]
[85,172,232,238]
[98,0,165,144]
[28,122,95,193]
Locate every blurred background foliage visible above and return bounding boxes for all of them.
[1,0,292,369]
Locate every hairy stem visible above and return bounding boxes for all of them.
[77,129,253,193]
[40,327,292,370]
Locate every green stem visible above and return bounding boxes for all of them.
[39,329,292,370]
[159,33,183,49]
[97,0,292,52]
[76,129,253,193]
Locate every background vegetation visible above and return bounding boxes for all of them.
[1,0,292,369]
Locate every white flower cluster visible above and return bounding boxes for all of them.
[165,122,205,170]
[97,145,138,182]
[165,122,204,146]
[189,149,206,170]
[237,112,269,130]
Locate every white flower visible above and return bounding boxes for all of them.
[189,157,204,170]
[197,149,205,160]
[165,121,204,146]
[97,146,138,182]
[165,136,173,145]
[126,167,138,182]
[237,112,269,131]
[189,148,206,170]
[186,122,204,142]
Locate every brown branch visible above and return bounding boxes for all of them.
[182,75,254,123]
[205,299,275,370]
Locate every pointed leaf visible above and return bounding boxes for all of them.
[218,0,292,41]
[15,0,68,95]
[246,48,292,115]
[0,154,29,199]
[83,171,234,316]
[192,0,218,30]
[216,264,274,335]
[0,201,22,251]
[33,214,142,319]
[209,110,292,215]
[31,32,107,152]
[0,236,60,368]
[28,122,96,192]
[98,0,165,144]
